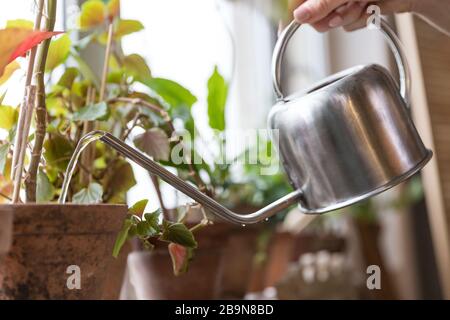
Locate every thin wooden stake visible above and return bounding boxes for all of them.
[10,0,45,194]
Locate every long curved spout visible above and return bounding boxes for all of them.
[59,131,303,225]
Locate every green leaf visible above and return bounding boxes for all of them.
[103,160,136,203]
[140,78,197,109]
[6,19,33,29]
[136,219,158,238]
[46,97,67,117]
[43,134,74,171]
[133,128,170,161]
[98,19,144,43]
[161,222,197,248]
[36,169,55,203]
[0,106,18,130]
[123,54,151,81]
[46,34,71,72]
[73,182,103,204]
[207,66,228,131]
[112,218,132,258]
[114,19,144,39]
[128,199,148,216]
[0,143,9,175]
[57,67,79,88]
[73,101,109,121]
[168,243,194,276]
[144,211,160,233]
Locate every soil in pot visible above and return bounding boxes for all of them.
[0,204,127,300]
[126,222,233,300]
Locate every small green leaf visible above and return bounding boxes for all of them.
[36,169,55,203]
[0,106,18,130]
[103,160,136,203]
[6,19,33,29]
[140,78,197,109]
[161,222,197,248]
[73,182,103,204]
[134,128,170,161]
[0,143,9,175]
[207,66,228,131]
[73,101,109,121]
[144,211,160,232]
[114,19,144,39]
[123,54,151,81]
[43,134,74,171]
[113,218,132,258]
[57,67,79,88]
[129,199,148,216]
[46,34,71,72]
[168,243,194,276]
[136,219,158,238]
[46,97,67,117]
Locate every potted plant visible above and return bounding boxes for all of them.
[0,0,205,299]
[0,0,297,300]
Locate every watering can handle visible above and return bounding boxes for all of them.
[272,18,411,106]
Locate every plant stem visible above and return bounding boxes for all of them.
[24,0,57,202]
[99,23,114,102]
[11,0,45,203]
[150,174,169,220]
[79,86,95,187]
[12,85,36,203]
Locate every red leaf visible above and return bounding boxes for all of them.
[8,30,63,62]
[0,28,63,77]
[168,243,194,276]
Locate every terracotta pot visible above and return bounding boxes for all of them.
[127,222,232,300]
[102,241,131,300]
[0,209,12,258]
[219,225,260,299]
[0,204,127,300]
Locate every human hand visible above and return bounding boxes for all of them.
[292,0,450,36]
[293,0,416,32]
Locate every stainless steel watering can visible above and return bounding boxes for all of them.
[60,19,431,225]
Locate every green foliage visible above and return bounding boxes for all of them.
[46,34,71,72]
[112,199,199,275]
[6,19,33,29]
[36,169,55,203]
[207,66,228,131]
[161,222,198,248]
[43,134,74,171]
[72,101,109,121]
[123,54,151,81]
[72,182,103,204]
[0,106,18,131]
[128,199,148,216]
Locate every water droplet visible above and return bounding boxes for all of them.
[265,218,269,222]
[242,224,246,227]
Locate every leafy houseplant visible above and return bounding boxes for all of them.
[0,0,293,299]
[0,0,212,299]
